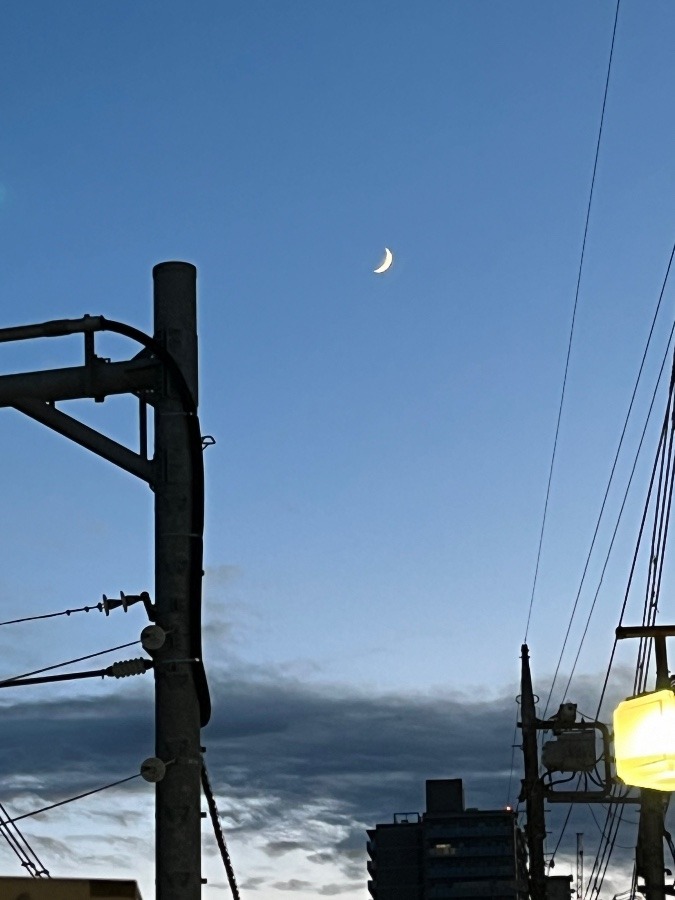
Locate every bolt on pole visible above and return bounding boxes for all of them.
[153,262,202,900]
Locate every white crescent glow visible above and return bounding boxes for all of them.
[374,247,393,274]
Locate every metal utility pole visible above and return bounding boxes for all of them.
[0,262,210,900]
[638,791,666,900]
[636,633,669,900]
[616,626,669,900]
[153,262,203,900]
[519,644,547,900]
[576,833,583,899]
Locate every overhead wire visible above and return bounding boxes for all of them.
[584,799,626,900]
[517,4,667,886]
[0,823,38,878]
[551,355,675,884]
[0,800,50,878]
[0,604,104,627]
[510,0,622,823]
[2,774,142,826]
[201,761,240,900]
[553,310,675,708]
[0,658,153,689]
[587,803,637,844]
[576,348,675,900]
[594,345,675,715]
[543,241,675,714]
[0,640,140,688]
[635,371,675,694]
[0,640,145,876]
[549,805,575,869]
[523,0,622,643]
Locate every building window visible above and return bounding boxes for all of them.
[429,843,455,857]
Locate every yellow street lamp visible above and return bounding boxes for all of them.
[614,689,675,790]
[613,626,675,792]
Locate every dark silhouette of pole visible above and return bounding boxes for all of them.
[153,262,203,900]
[519,644,547,900]
[0,267,211,897]
[636,635,669,900]
[638,790,666,900]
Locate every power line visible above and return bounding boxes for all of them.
[0,658,153,689]
[514,3,624,850]
[545,305,675,713]
[570,329,675,702]
[0,604,104,627]
[3,775,142,826]
[594,393,674,717]
[593,346,675,716]
[0,640,140,688]
[543,242,675,713]
[584,799,626,900]
[0,800,50,878]
[548,350,675,866]
[524,0,622,642]
[549,803,575,868]
[201,761,240,900]
[577,340,675,900]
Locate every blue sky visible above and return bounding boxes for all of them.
[2,1,675,897]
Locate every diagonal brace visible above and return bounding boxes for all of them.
[13,399,155,484]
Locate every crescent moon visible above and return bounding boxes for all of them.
[374,247,393,274]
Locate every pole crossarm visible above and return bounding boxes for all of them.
[616,624,674,691]
[616,625,675,640]
[0,315,104,344]
[0,357,160,406]
[14,399,154,484]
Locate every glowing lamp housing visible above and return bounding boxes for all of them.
[614,689,675,790]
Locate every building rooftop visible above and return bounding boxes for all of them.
[0,876,143,900]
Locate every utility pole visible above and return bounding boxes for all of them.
[519,644,547,900]
[636,634,669,900]
[576,833,583,900]
[153,262,203,900]
[616,627,669,900]
[0,262,210,900]
[638,791,666,900]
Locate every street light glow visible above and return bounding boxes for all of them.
[614,689,675,790]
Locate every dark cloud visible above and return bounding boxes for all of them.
[318,885,361,896]
[272,879,312,891]
[0,662,649,894]
[28,834,71,863]
[239,876,266,890]
[0,670,518,812]
[0,667,518,890]
[264,840,307,857]
[205,674,516,805]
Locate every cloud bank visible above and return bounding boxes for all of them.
[0,662,645,895]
